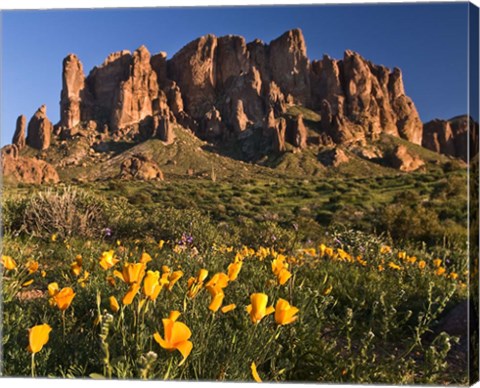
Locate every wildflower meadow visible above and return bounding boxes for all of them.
[0,185,471,383]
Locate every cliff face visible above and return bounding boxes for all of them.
[53,28,423,152]
[422,115,478,162]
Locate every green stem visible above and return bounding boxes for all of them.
[164,356,174,380]
[62,310,66,338]
[31,353,36,378]
[258,326,282,363]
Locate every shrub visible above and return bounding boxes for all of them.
[21,187,108,239]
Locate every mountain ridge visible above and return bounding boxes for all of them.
[2,28,474,185]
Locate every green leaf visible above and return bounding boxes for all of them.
[89,373,106,379]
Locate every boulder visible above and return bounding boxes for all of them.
[318,147,350,167]
[388,145,424,172]
[26,105,53,150]
[12,115,26,149]
[119,153,164,180]
[1,144,59,184]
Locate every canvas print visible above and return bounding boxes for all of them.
[0,1,479,384]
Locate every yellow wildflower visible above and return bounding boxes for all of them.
[28,324,52,354]
[251,362,262,383]
[1,255,17,270]
[153,311,193,365]
[388,262,402,270]
[99,250,119,270]
[274,299,299,325]
[435,267,446,276]
[246,293,275,324]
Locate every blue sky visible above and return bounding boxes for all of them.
[0,3,471,145]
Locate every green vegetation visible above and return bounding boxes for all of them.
[1,104,470,383]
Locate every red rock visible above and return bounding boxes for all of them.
[12,115,26,149]
[200,107,226,140]
[111,46,159,130]
[87,50,133,121]
[388,68,423,144]
[423,115,477,162]
[318,147,350,167]
[273,117,287,153]
[150,51,168,88]
[165,81,184,115]
[60,54,86,129]
[286,114,308,149]
[168,34,218,119]
[119,153,164,180]
[269,29,310,105]
[266,81,287,115]
[26,105,53,150]
[154,116,175,143]
[388,145,424,172]
[216,35,250,90]
[1,144,59,184]
[231,99,250,133]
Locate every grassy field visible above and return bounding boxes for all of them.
[0,152,470,383]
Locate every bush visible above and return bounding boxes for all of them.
[21,187,109,239]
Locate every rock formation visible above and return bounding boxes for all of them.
[286,115,308,149]
[1,144,59,184]
[318,147,350,167]
[6,27,467,185]
[273,118,287,153]
[311,51,422,146]
[111,46,159,130]
[26,105,53,150]
[60,54,86,129]
[12,115,26,149]
[119,154,164,180]
[422,115,477,162]
[50,28,425,156]
[387,145,424,172]
[168,34,218,120]
[268,29,310,105]
[154,116,175,143]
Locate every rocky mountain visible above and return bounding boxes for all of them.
[2,28,474,184]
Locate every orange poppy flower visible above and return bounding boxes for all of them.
[99,250,119,270]
[274,298,299,325]
[53,287,76,311]
[153,311,193,365]
[28,324,52,353]
[122,283,141,305]
[246,293,275,324]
